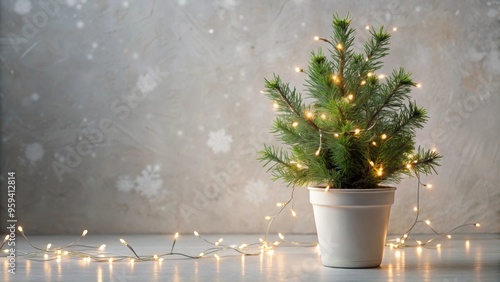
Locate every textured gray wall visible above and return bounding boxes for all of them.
[1,0,499,235]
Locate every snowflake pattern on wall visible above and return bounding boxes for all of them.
[206,129,233,154]
[244,179,269,205]
[136,165,163,199]
[24,142,45,165]
[115,165,164,201]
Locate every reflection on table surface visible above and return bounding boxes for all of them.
[2,234,499,282]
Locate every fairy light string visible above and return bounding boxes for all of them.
[385,173,481,249]
[0,186,315,263]
[1,172,480,264]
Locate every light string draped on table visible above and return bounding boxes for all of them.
[0,174,480,263]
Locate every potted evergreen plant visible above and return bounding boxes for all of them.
[259,14,441,268]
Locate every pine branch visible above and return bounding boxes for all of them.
[258,145,292,170]
[305,51,338,103]
[272,118,305,145]
[331,14,355,97]
[365,68,413,129]
[364,27,391,70]
[410,147,442,175]
[265,76,302,117]
[390,102,428,136]
[266,76,321,132]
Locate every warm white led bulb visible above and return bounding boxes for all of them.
[314,36,320,41]
[194,231,200,237]
[82,230,88,236]
[425,220,431,225]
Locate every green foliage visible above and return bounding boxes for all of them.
[258,14,442,189]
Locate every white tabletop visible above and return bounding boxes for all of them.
[2,234,499,281]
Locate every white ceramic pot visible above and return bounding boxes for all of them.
[309,187,396,268]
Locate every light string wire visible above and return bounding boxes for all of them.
[385,173,481,249]
[1,171,480,264]
[0,173,481,263]
[0,187,316,263]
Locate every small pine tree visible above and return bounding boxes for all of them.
[259,14,441,189]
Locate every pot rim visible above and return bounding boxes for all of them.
[308,186,396,193]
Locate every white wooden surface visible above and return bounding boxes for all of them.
[2,234,499,281]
